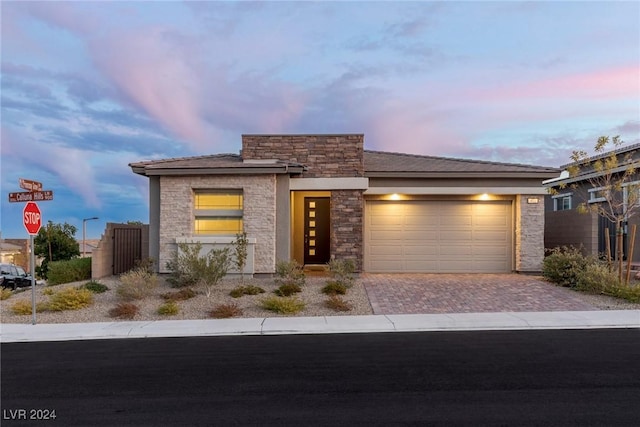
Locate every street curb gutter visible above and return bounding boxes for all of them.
[1,310,639,343]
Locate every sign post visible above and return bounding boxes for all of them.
[23,202,42,325]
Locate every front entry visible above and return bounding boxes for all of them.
[304,197,330,265]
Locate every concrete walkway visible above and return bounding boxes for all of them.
[2,311,639,343]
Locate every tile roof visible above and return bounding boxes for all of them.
[130,154,306,175]
[364,150,559,176]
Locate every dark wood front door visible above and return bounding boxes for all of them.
[304,197,330,265]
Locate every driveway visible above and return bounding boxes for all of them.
[361,274,598,314]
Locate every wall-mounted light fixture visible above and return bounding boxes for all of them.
[479,193,490,201]
[389,193,401,200]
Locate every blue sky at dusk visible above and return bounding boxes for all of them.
[1,1,639,239]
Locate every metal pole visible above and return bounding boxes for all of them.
[31,235,36,325]
[83,219,86,257]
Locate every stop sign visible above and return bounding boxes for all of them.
[23,201,42,235]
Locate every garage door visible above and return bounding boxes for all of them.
[365,200,512,273]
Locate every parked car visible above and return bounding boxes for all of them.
[0,263,34,290]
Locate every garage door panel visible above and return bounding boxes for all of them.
[366,200,512,273]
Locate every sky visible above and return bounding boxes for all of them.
[1,0,639,239]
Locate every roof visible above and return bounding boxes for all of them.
[364,150,559,178]
[130,154,306,176]
[130,150,560,179]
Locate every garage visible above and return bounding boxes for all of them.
[364,200,513,273]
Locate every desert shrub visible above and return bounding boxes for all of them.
[46,257,91,285]
[260,296,305,314]
[209,302,243,319]
[10,300,32,315]
[274,260,305,288]
[233,232,249,284]
[575,262,621,293]
[47,288,93,311]
[321,281,347,295]
[542,246,590,287]
[275,283,302,297]
[42,287,55,295]
[230,285,265,298]
[166,242,231,296]
[161,288,197,302]
[157,301,179,316]
[605,283,640,303]
[328,258,356,288]
[117,267,159,301]
[82,281,109,294]
[324,295,353,312]
[108,302,139,320]
[1,288,13,300]
[165,242,202,288]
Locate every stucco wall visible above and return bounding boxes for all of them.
[515,195,545,272]
[158,175,277,274]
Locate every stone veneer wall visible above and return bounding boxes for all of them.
[515,195,545,272]
[158,175,276,274]
[242,134,364,178]
[331,190,364,270]
[242,134,365,270]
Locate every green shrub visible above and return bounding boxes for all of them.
[229,285,265,298]
[575,262,621,293]
[157,301,179,316]
[82,281,109,294]
[274,283,302,297]
[109,302,139,320]
[542,246,590,287]
[47,288,93,311]
[321,281,347,295]
[328,258,356,288]
[0,288,13,300]
[117,267,159,301]
[46,257,91,285]
[165,242,202,288]
[274,260,305,288]
[209,302,243,318]
[605,284,640,303]
[324,295,353,312]
[260,296,305,314]
[161,288,197,302]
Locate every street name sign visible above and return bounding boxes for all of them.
[8,190,54,202]
[19,178,43,192]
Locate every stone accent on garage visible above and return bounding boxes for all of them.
[158,175,277,274]
[331,190,364,270]
[515,195,545,272]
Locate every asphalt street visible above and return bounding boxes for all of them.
[2,329,640,426]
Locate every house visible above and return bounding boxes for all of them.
[544,143,640,262]
[130,134,559,275]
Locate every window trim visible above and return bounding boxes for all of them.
[588,186,608,203]
[551,192,572,211]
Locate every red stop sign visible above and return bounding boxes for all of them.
[23,201,42,235]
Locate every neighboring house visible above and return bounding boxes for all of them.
[544,143,640,262]
[0,237,23,265]
[130,134,559,275]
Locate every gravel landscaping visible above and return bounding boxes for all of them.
[0,275,373,324]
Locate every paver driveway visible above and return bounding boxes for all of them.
[361,274,597,314]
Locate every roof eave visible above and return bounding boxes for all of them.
[134,165,306,177]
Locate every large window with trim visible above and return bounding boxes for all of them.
[194,190,243,235]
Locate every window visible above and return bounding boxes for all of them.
[194,190,243,235]
[552,193,572,211]
[588,186,608,203]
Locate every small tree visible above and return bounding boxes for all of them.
[34,221,80,279]
[233,232,249,284]
[562,136,640,281]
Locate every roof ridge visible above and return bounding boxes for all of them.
[364,149,556,170]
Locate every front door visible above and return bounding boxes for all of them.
[304,197,330,265]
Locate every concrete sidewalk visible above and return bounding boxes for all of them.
[2,310,639,343]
